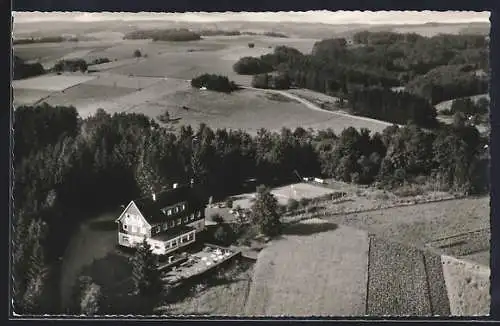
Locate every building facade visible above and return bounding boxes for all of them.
[115,184,206,255]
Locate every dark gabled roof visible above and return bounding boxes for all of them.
[134,185,206,224]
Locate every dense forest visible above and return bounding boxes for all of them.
[232,32,489,127]
[12,103,489,313]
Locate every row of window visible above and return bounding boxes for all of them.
[161,203,187,216]
[153,232,194,250]
[121,232,194,249]
[123,224,146,234]
[151,211,202,235]
[122,210,203,235]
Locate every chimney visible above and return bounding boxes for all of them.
[152,193,156,201]
[173,183,178,189]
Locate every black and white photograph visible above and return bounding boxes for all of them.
[11,10,491,317]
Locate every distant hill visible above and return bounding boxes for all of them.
[13,19,490,40]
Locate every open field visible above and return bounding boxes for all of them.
[441,255,490,316]
[13,88,54,106]
[245,222,369,316]
[167,263,254,316]
[14,41,114,68]
[49,76,390,134]
[320,197,489,260]
[231,182,337,210]
[41,84,137,110]
[12,74,96,92]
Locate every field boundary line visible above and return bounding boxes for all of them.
[426,228,489,244]
[333,195,467,217]
[422,253,435,315]
[288,195,467,223]
[365,235,372,315]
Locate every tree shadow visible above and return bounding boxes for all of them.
[88,220,117,231]
[282,222,338,236]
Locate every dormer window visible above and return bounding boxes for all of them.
[167,209,172,216]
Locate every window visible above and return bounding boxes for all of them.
[131,226,137,233]
[177,218,181,225]
[175,207,179,213]
[186,234,191,241]
[184,216,189,223]
[155,245,161,250]
[190,213,195,220]
[182,204,186,211]
[167,209,172,216]
[163,223,168,231]
[123,224,128,231]
[180,237,183,244]
[169,220,175,227]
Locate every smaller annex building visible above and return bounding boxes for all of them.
[115,183,207,255]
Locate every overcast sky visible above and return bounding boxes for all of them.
[13,11,490,25]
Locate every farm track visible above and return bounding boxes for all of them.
[242,86,402,128]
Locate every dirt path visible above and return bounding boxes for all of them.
[242,86,401,128]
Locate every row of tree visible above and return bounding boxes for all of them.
[52,59,88,73]
[13,36,74,45]
[123,29,202,42]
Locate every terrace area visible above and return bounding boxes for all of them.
[161,245,241,284]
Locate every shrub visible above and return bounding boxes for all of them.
[248,43,255,48]
[251,74,270,89]
[299,197,311,208]
[210,213,224,224]
[90,58,111,65]
[157,110,170,123]
[191,73,238,93]
[287,198,299,212]
[225,198,234,209]
[52,59,87,73]
[213,224,234,245]
[133,49,142,58]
